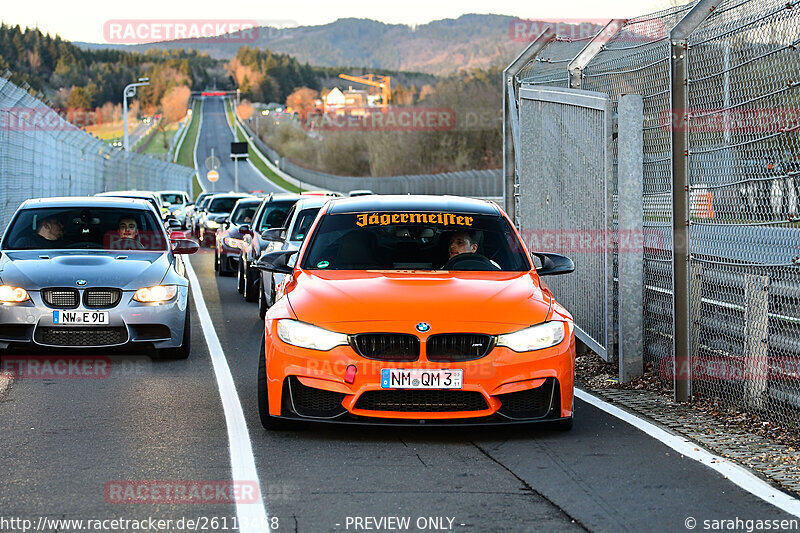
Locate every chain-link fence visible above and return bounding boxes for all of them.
[238,116,502,198]
[508,0,800,428]
[0,75,196,230]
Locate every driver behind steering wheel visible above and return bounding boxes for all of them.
[443,230,500,270]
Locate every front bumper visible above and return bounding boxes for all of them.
[263,319,575,424]
[0,287,189,350]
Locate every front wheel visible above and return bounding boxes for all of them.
[243,265,258,303]
[158,300,191,360]
[258,282,268,319]
[258,336,289,430]
[551,417,573,431]
[237,260,245,294]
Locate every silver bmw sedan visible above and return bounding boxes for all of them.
[0,196,199,358]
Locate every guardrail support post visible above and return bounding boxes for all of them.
[670,0,720,402]
[618,94,644,382]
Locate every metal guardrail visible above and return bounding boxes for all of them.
[0,75,195,230]
[238,119,502,197]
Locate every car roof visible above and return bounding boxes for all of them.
[158,190,189,195]
[293,196,334,210]
[326,195,500,215]
[234,198,263,206]
[18,196,156,210]
[97,190,158,198]
[267,193,302,201]
[207,193,252,200]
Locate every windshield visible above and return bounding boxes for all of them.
[230,202,260,225]
[208,197,242,213]
[257,201,295,231]
[161,193,186,205]
[290,208,322,241]
[301,211,531,271]
[2,207,167,251]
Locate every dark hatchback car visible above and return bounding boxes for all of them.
[238,193,300,302]
[197,193,251,247]
[255,195,329,318]
[214,197,262,276]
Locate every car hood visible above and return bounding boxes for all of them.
[0,250,172,290]
[287,270,552,331]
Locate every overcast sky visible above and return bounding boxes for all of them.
[3,0,681,43]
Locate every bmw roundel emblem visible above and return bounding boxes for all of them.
[76,280,87,286]
[415,322,431,333]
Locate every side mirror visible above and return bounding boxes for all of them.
[166,218,182,230]
[260,228,286,242]
[171,238,200,255]
[531,252,575,276]
[239,224,253,236]
[254,250,297,275]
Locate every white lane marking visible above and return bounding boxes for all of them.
[193,99,206,193]
[184,257,270,532]
[575,388,800,518]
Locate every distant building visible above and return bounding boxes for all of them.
[324,86,370,116]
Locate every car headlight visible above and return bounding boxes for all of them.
[276,319,348,351]
[223,237,243,249]
[0,285,30,303]
[206,220,220,229]
[496,321,566,352]
[133,285,178,303]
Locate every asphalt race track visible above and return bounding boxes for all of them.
[0,247,795,533]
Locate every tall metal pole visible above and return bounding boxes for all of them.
[502,28,556,225]
[123,94,129,152]
[122,78,149,152]
[234,157,239,193]
[670,0,720,402]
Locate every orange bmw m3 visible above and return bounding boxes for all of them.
[255,195,576,429]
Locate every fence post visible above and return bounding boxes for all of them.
[618,94,644,382]
[744,274,770,409]
[503,28,555,225]
[568,19,626,89]
[670,0,720,402]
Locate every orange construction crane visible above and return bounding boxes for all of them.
[338,74,391,111]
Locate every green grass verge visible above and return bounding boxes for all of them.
[176,100,201,168]
[192,173,203,200]
[226,99,301,193]
[142,122,178,155]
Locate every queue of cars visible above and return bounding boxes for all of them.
[0,186,577,430]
